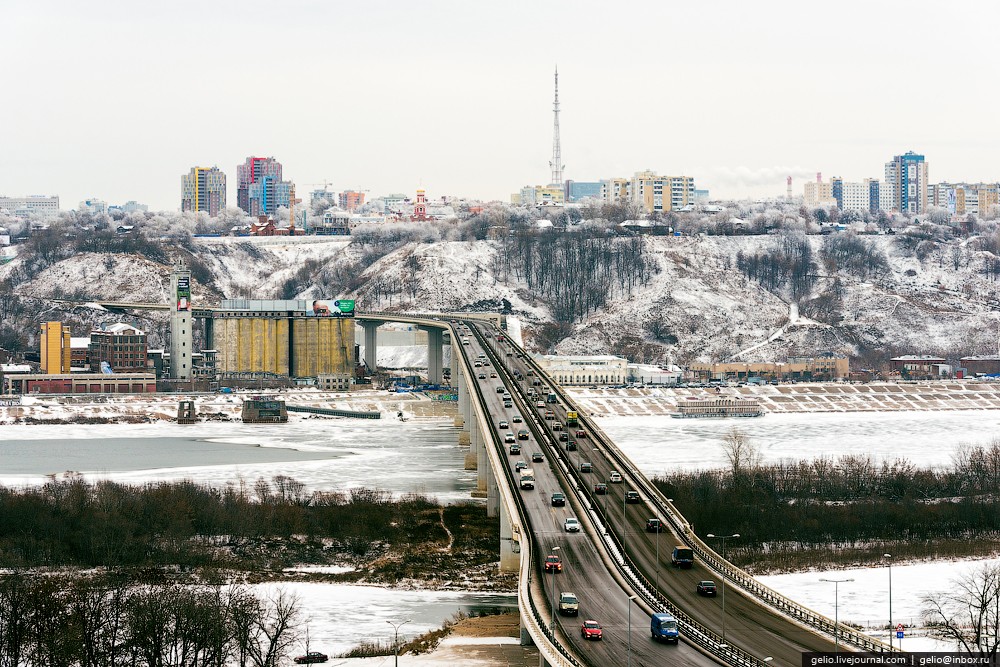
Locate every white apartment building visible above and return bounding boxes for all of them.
[840,182,870,212]
[0,195,60,217]
[803,180,836,207]
[532,354,628,386]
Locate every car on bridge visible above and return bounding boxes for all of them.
[517,429,529,440]
[535,400,545,408]
[650,613,679,644]
[645,518,664,532]
[503,399,512,408]
[508,443,521,454]
[490,372,498,378]
[558,432,568,442]
[496,386,505,393]
[504,433,516,444]
[514,460,527,471]
[580,462,592,473]
[558,592,579,616]
[625,490,641,504]
[552,422,562,431]
[593,483,608,495]
[512,414,522,423]
[544,554,563,572]
[575,430,587,438]
[564,517,580,533]
[608,471,623,483]
[544,410,555,420]
[566,440,577,451]
[531,452,544,462]
[498,420,508,429]
[474,361,482,367]
[697,580,717,596]
[580,620,603,641]
[550,492,566,507]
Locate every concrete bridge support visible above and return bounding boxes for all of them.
[454,370,467,430]
[486,460,499,518]
[361,322,379,373]
[421,326,444,385]
[499,500,519,573]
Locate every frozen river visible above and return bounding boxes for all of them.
[3,407,999,653]
[0,416,477,503]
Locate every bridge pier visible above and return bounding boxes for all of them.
[500,500,518,572]
[476,422,488,495]
[468,425,484,494]
[486,460,499,518]
[360,321,379,374]
[421,326,444,385]
[454,370,467,429]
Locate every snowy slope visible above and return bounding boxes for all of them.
[6,233,1000,363]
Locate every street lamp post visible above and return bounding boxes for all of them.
[706,533,740,646]
[655,499,673,595]
[386,619,411,667]
[549,546,561,637]
[820,577,854,653]
[627,594,637,667]
[884,553,893,651]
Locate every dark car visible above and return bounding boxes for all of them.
[697,580,717,596]
[580,620,603,641]
[566,440,577,451]
[625,490,641,504]
[532,452,544,462]
[558,432,568,442]
[509,443,521,455]
[593,483,608,495]
[645,518,664,532]
[551,492,566,507]
[294,652,328,664]
[514,460,528,471]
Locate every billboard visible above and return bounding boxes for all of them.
[176,277,191,311]
[310,299,356,317]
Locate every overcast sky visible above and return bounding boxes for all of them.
[3,0,999,211]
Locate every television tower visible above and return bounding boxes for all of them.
[548,66,564,188]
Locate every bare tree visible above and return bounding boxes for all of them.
[721,427,761,480]
[923,563,1000,653]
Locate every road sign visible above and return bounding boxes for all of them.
[896,631,904,639]
[896,623,904,632]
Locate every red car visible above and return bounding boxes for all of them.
[575,430,587,438]
[544,554,563,572]
[294,652,328,664]
[581,620,603,640]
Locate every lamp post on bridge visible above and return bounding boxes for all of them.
[655,499,673,595]
[706,533,740,646]
[820,577,854,653]
[627,594,638,667]
[884,553,893,650]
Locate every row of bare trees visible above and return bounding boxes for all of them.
[0,574,300,667]
[494,227,657,323]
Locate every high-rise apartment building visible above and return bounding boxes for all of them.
[803,178,836,207]
[40,322,71,374]
[868,179,881,214]
[600,171,696,213]
[339,190,365,211]
[840,181,870,213]
[236,156,292,217]
[884,151,928,214]
[181,166,227,217]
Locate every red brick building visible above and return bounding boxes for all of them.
[89,323,148,373]
[961,356,1000,376]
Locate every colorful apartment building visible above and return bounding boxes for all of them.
[181,166,227,217]
[600,171,696,213]
[236,156,292,217]
[40,321,71,374]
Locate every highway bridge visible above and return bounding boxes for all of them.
[361,313,894,667]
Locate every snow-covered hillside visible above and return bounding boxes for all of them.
[5,233,1000,363]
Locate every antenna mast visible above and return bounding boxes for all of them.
[549,67,564,187]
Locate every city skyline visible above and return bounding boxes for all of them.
[5,0,1000,211]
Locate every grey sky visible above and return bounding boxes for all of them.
[3,0,999,211]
